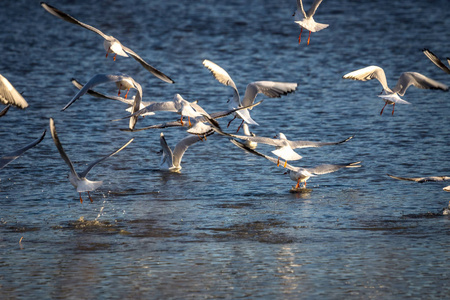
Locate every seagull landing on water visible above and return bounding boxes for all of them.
[40,2,174,84]
[49,118,133,203]
[342,65,449,115]
[293,0,329,45]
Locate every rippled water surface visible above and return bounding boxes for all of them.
[1,0,450,298]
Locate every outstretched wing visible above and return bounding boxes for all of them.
[393,72,449,96]
[241,81,297,108]
[203,59,239,104]
[0,130,46,169]
[49,118,79,180]
[342,66,390,91]
[40,2,110,39]
[422,48,450,74]
[0,74,28,109]
[387,174,450,183]
[307,161,361,175]
[307,0,325,18]
[288,135,354,149]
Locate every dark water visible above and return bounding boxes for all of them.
[1,0,450,298]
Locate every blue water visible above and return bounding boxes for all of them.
[1,0,450,298]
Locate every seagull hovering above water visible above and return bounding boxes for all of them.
[0,74,29,116]
[231,139,361,189]
[203,59,298,132]
[342,65,449,115]
[0,130,46,170]
[293,0,329,45]
[387,174,450,192]
[422,48,450,74]
[40,2,174,84]
[49,118,133,203]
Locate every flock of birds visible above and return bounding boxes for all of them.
[1,1,450,204]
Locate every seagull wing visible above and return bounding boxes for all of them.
[159,132,174,168]
[62,74,127,111]
[393,72,449,96]
[0,105,11,117]
[288,135,354,149]
[172,135,205,168]
[241,81,297,108]
[307,0,325,17]
[296,0,307,18]
[0,130,46,169]
[342,66,390,91]
[387,174,450,183]
[40,2,110,40]
[422,49,450,74]
[0,74,28,109]
[121,46,174,84]
[203,59,240,104]
[307,161,361,175]
[70,78,134,105]
[49,118,79,180]
[79,138,133,178]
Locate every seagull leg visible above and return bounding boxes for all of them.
[79,193,83,204]
[88,191,93,203]
[391,103,395,115]
[380,102,388,115]
[236,120,244,132]
[124,88,130,99]
[118,84,122,96]
[106,47,110,58]
[298,28,303,44]
[277,157,280,167]
[180,115,184,125]
[227,115,236,128]
[295,178,301,189]
[113,54,117,61]
[188,116,192,127]
[307,31,311,45]
[284,160,287,168]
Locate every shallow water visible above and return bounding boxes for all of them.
[1,0,450,298]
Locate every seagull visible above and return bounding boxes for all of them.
[387,174,450,192]
[159,132,213,172]
[40,2,174,84]
[117,94,208,127]
[242,123,258,149]
[206,115,353,167]
[0,74,29,112]
[49,118,133,203]
[422,49,450,74]
[203,59,298,131]
[293,0,329,45]
[70,78,154,116]
[231,139,361,189]
[0,130,46,170]
[342,66,449,115]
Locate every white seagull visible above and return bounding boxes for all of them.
[342,65,449,115]
[231,139,361,189]
[120,94,208,127]
[422,48,450,74]
[159,132,212,172]
[203,59,298,131]
[49,118,133,203]
[0,130,46,170]
[40,2,174,84]
[0,74,29,113]
[293,0,329,45]
[206,116,353,167]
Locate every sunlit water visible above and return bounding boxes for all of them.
[1,0,450,298]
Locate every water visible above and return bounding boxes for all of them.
[1,0,450,298]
